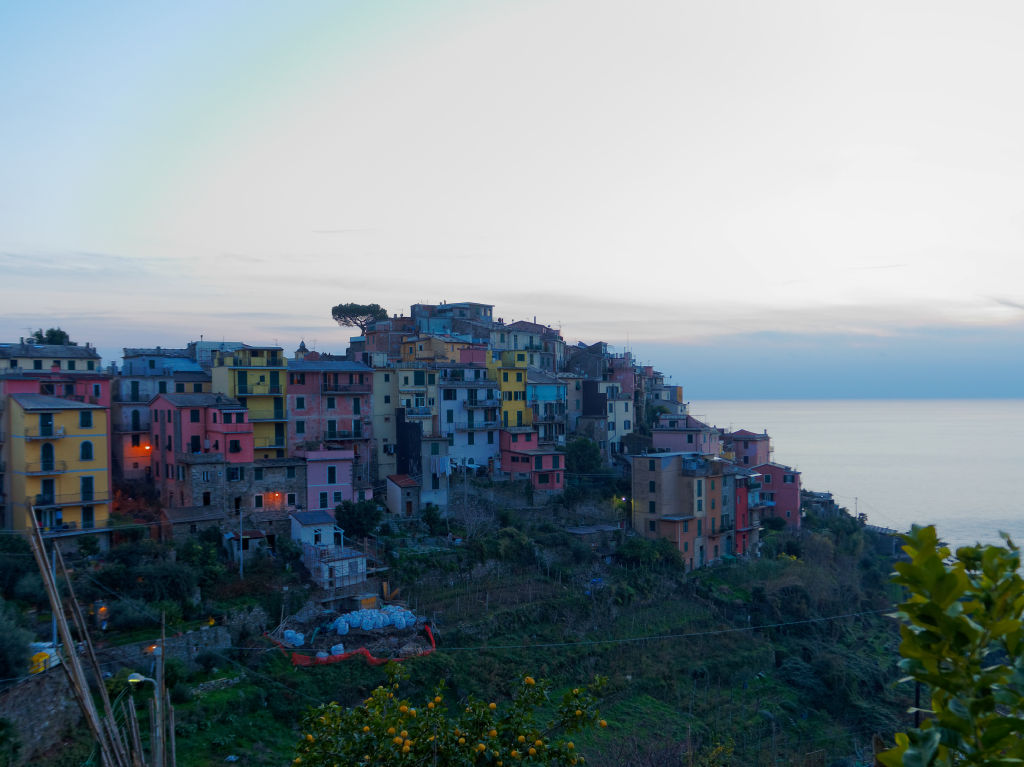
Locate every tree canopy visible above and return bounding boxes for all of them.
[331,303,389,335]
[29,328,74,345]
[881,525,1024,766]
[336,499,383,540]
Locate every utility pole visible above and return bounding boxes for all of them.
[239,508,244,579]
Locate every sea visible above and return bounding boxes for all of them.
[692,399,1024,551]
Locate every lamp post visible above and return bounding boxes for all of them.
[128,673,163,767]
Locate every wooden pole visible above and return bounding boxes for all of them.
[27,518,118,767]
[54,544,131,767]
[166,691,177,767]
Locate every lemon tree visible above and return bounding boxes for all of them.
[881,525,1024,766]
[294,665,606,766]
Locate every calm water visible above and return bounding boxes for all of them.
[693,399,1024,550]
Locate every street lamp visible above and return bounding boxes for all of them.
[127,673,164,767]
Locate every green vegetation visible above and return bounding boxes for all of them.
[881,525,1024,767]
[295,664,605,766]
[29,328,73,345]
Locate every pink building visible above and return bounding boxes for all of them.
[651,414,721,455]
[727,429,771,466]
[306,449,355,511]
[498,428,565,491]
[287,359,373,493]
[754,462,801,531]
[150,393,253,507]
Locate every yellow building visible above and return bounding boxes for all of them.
[210,345,287,459]
[400,335,475,363]
[396,364,438,436]
[487,351,532,429]
[4,394,110,539]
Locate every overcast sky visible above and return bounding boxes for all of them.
[2,1,1022,397]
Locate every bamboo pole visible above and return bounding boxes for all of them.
[27,518,118,767]
[53,544,131,767]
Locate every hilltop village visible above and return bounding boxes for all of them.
[0,300,801,580]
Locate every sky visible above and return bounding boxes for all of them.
[2,1,1023,398]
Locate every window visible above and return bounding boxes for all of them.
[697,500,703,512]
[539,473,549,484]
[158,381,167,393]
[383,373,390,382]
[148,360,156,369]
[414,371,425,386]
[624,420,631,430]
[784,474,795,484]
[202,491,211,506]
[319,492,328,508]
[384,395,391,404]
[467,432,475,445]
[175,382,185,393]
[296,396,305,410]
[535,456,543,470]
[763,474,772,484]
[228,467,242,481]
[202,471,211,481]
[333,492,343,503]
[487,431,494,444]
[193,383,202,392]
[254,468,264,481]
[649,459,655,471]
[446,409,454,423]
[443,389,456,400]
[516,372,522,382]
[80,410,93,428]
[296,420,305,434]
[503,372,509,382]
[683,521,689,533]
[711,499,716,510]
[327,466,337,484]
[68,360,76,371]
[190,409,200,423]
[649,501,656,514]
[82,507,94,529]
[80,476,94,502]
[687,434,694,443]
[287,466,295,479]
[229,440,240,453]
[353,398,361,415]
[697,519,702,535]
[33,360,42,370]
[327,397,336,409]
[649,480,656,492]
[254,494,263,508]
[648,520,656,532]
[552,455,560,469]
[80,442,93,461]
[131,434,140,447]
[430,442,439,455]
[87,361,95,371]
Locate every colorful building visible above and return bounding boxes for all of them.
[498,428,564,491]
[487,351,532,429]
[210,345,288,459]
[3,394,111,542]
[754,462,802,530]
[725,429,771,466]
[651,413,721,455]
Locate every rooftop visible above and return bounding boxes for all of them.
[11,393,104,411]
[0,342,100,360]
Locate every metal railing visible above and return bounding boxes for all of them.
[29,493,110,508]
[321,383,371,394]
[23,426,66,439]
[24,461,68,474]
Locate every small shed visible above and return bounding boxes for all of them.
[386,474,421,517]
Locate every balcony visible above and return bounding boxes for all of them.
[463,420,499,430]
[405,406,432,418]
[254,437,287,450]
[24,426,66,440]
[36,520,111,537]
[463,398,500,409]
[236,384,283,395]
[30,493,110,508]
[321,382,371,394]
[24,461,68,475]
[248,412,287,422]
[325,430,366,440]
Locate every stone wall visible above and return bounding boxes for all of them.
[0,666,82,766]
[94,624,231,676]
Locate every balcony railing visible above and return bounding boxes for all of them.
[321,383,371,394]
[463,398,500,409]
[325,430,366,440]
[464,420,499,430]
[24,426,66,440]
[235,384,283,395]
[36,520,111,537]
[254,437,287,449]
[405,406,432,417]
[248,412,287,422]
[24,461,68,475]
[30,493,110,508]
